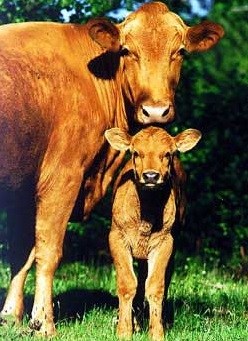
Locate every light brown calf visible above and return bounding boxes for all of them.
[105,126,201,340]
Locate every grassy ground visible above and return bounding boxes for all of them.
[0,257,248,340]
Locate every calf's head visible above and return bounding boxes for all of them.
[89,2,224,124]
[105,126,201,188]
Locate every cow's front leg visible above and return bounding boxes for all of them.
[146,235,173,341]
[29,172,83,336]
[109,229,137,339]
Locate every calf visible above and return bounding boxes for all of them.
[105,126,201,340]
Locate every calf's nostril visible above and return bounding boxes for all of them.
[142,171,160,183]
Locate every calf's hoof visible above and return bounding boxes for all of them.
[117,326,133,340]
[149,331,165,341]
[149,325,165,341]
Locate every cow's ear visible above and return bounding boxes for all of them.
[185,21,224,52]
[175,129,202,153]
[105,128,131,151]
[88,18,120,52]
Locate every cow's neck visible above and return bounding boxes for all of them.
[77,37,130,219]
[84,38,128,131]
[122,93,137,134]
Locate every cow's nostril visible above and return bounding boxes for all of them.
[141,105,171,119]
[142,171,160,184]
[142,107,150,117]
[162,106,170,117]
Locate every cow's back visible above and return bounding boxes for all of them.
[0,23,65,188]
[0,22,125,190]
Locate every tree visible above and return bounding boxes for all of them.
[0,0,122,24]
[0,0,192,24]
[173,0,248,262]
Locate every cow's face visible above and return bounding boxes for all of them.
[89,2,224,125]
[118,6,187,125]
[105,126,201,188]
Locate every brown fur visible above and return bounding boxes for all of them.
[105,126,201,340]
[0,2,223,336]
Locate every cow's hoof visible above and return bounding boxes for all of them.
[29,319,56,337]
[0,316,7,326]
[0,314,16,326]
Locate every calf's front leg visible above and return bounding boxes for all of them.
[146,235,173,341]
[109,229,137,339]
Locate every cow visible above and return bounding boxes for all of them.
[105,126,202,340]
[0,1,224,336]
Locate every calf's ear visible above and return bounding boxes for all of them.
[88,18,120,52]
[185,21,224,52]
[175,129,202,153]
[105,128,131,151]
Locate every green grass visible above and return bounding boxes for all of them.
[0,257,248,340]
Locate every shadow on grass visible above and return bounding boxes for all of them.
[0,289,5,312]
[53,289,118,321]
[53,290,178,331]
[0,285,174,329]
[0,286,208,318]
[0,287,118,322]
[1,286,240,332]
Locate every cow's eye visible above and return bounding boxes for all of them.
[179,48,186,57]
[171,48,185,61]
[120,46,139,61]
[165,152,171,159]
[133,151,139,158]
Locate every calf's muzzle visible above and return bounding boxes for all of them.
[141,170,161,186]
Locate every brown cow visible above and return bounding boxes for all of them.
[105,126,202,340]
[0,2,223,336]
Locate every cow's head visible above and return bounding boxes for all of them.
[105,126,201,188]
[89,2,224,124]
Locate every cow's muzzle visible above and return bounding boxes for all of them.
[138,104,175,124]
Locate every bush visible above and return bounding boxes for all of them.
[172,1,248,262]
